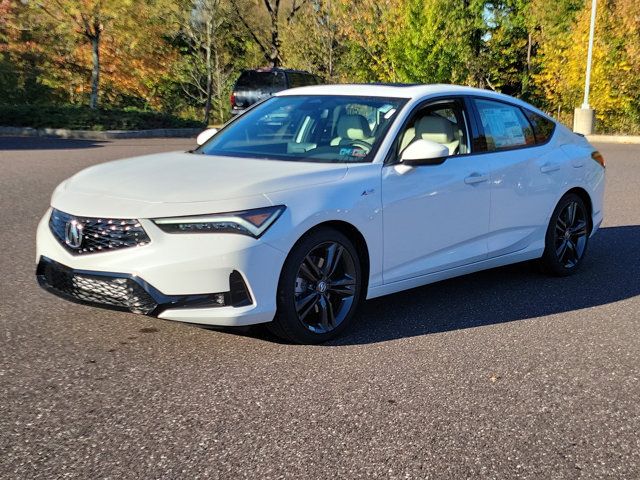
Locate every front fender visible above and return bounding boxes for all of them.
[262,164,384,288]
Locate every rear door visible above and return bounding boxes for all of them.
[470,97,564,258]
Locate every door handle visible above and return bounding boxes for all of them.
[572,160,585,168]
[540,163,560,173]
[464,173,489,185]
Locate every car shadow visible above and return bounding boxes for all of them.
[227,225,639,345]
[0,136,107,150]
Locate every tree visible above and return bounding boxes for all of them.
[389,0,486,85]
[534,0,640,132]
[336,0,488,85]
[27,0,137,109]
[334,0,404,82]
[18,0,180,110]
[172,0,236,123]
[281,0,342,79]
[484,0,532,97]
[232,0,309,67]
[0,0,73,104]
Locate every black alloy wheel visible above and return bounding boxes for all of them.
[293,241,358,334]
[270,228,363,344]
[541,193,590,276]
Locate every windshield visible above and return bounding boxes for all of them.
[197,95,407,163]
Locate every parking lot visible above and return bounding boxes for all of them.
[1,137,639,479]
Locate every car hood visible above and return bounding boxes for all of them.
[52,151,348,218]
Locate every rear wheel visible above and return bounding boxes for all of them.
[269,228,363,344]
[540,193,590,276]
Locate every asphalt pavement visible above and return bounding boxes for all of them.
[1,137,638,479]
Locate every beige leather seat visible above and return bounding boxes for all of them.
[330,114,373,146]
[400,115,460,155]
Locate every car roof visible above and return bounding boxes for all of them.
[276,83,545,115]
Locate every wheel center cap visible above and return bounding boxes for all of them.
[564,230,571,240]
[316,281,328,293]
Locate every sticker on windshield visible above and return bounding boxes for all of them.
[339,147,367,158]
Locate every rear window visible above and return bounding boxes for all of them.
[524,109,556,144]
[235,71,286,90]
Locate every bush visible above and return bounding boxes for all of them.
[0,105,204,130]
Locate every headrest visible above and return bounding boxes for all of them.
[336,114,371,140]
[415,115,455,144]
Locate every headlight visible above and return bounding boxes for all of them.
[152,205,286,238]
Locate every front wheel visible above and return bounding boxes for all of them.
[540,193,590,276]
[269,228,363,344]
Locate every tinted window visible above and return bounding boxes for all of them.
[198,95,406,163]
[524,109,556,144]
[474,99,535,151]
[235,71,286,91]
[287,72,309,88]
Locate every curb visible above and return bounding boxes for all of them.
[587,135,640,144]
[0,126,202,140]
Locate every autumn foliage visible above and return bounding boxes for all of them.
[0,0,639,132]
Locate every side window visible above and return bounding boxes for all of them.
[474,99,535,151]
[287,72,307,89]
[523,109,556,144]
[398,100,470,157]
[304,74,319,85]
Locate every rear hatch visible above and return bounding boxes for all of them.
[232,70,287,110]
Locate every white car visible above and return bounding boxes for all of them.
[36,84,606,343]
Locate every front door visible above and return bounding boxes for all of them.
[381,98,492,284]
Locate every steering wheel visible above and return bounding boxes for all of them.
[343,139,373,153]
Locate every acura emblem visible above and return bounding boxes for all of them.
[65,219,84,249]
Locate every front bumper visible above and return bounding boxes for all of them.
[36,208,286,326]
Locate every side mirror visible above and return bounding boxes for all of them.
[196,128,218,146]
[400,139,449,166]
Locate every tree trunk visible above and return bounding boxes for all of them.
[269,14,281,67]
[327,1,334,78]
[214,48,223,123]
[522,31,533,96]
[204,19,213,125]
[90,34,100,110]
[526,32,532,72]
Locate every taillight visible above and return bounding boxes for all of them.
[591,151,605,168]
[230,92,236,107]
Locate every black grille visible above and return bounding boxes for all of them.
[37,259,158,314]
[49,209,150,255]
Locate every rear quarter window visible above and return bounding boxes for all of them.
[524,109,556,144]
[287,72,317,88]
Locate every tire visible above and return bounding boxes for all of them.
[540,193,590,276]
[268,227,364,344]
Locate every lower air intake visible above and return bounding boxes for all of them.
[37,258,158,314]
